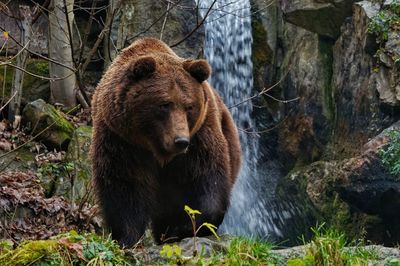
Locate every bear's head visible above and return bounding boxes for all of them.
[108,53,211,165]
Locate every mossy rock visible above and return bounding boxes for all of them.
[55,125,93,202]
[22,99,74,150]
[0,146,36,172]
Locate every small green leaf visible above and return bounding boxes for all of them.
[172,244,182,256]
[202,222,220,240]
[184,205,202,216]
[160,244,173,258]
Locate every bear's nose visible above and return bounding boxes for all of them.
[174,137,190,150]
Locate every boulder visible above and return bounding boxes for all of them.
[275,24,335,168]
[22,99,74,150]
[251,0,279,90]
[282,0,358,39]
[55,126,93,202]
[329,0,399,160]
[284,122,400,245]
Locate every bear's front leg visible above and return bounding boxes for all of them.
[96,177,152,247]
[151,165,232,243]
[194,172,232,234]
[91,124,158,247]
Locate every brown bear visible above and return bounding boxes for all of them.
[90,37,241,246]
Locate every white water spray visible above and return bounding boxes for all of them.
[197,0,291,239]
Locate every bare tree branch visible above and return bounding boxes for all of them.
[160,1,171,41]
[228,71,289,110]
[0,25,77,72]
[0,90,18,112]
[78,2,121,76]
[3,62,75,81]
[170,0,217,48]
[126,0,182,43]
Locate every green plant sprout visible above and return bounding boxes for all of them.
[160,205,220,263]
[380,129,400,177]
[184,205,220,240]
[184,205,220,257]
[159,244,184,264]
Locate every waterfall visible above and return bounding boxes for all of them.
[197,0,307,241]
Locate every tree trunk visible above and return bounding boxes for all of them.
[8,5,32,121]
[48,0,77,108]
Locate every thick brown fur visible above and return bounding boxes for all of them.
[91,37,241,246]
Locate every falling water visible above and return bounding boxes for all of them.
[197,0,307,241]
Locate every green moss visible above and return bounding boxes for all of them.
[61,126,93,201]
[320,193,352,232]
[318,36,336,127]
[379,129,400,177]
[47,105,73,133]
[0,58,50,102]
[368,1,400,43]
[368,1,400,60]
[251,15,273,91]
[0,240,59,266]
[0,231,131,266]
[23,99,75,149]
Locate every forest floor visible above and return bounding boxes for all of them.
[0,111,400,265]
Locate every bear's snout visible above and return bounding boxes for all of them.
[174,136,190,151]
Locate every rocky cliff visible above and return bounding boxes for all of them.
[251,0,400,245]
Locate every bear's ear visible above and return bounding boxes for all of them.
[183,59,211,83]
[128,56,156,81]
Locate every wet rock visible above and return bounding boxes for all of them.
[282,0,357,39]
[251,0,278,90]
[177,236,228,257]
[275,24,335,168]
[133,236,227,263]
[285,122,400,245]
[327,0,398,160]
[0,147,36,172]
[22,99,74,150]
[271,245,400,264]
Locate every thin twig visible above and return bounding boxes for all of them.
[1,38,9,108]
[3,62,75,81]
[126,0,182,43]
[0,39,31,64]
[0,90,18,112]
[170,0,217,48]
[228,71,289,109]
[160,1,171,41]
[238,111,291,135]
[0,25,76,72]
[78,1,121,76]
[265,93,299,104]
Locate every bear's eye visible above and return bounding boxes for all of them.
[159,102,171,112]
[186,106,193,113]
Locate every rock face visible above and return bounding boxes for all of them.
[282,0,358,39]
[109,0,204,59]
[252,0,400,244]
[22,99,74,150]
[62,126,93,202]
[285,123,400,245]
